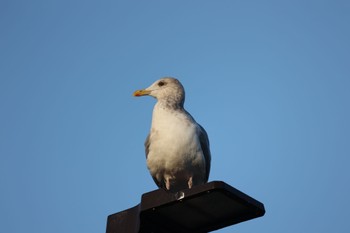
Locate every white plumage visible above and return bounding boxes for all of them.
[134,77,211,192]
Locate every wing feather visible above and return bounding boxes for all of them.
[144,133,163,188]
[144,133,150,159]
[198,124,211,182]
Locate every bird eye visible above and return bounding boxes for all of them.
[158,81,166,86]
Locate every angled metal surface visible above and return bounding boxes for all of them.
[106,181,265,233]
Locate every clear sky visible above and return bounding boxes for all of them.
[1,1,349,232]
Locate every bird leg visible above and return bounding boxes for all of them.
[188,176,193,189]
[165,177,171,190]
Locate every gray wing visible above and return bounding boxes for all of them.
[198,124,211,182]
[144,133,163,188]
[144,133,150,159]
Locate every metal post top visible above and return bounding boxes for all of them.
[107,181,265,233]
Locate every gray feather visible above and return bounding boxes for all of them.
[198,124,211,182]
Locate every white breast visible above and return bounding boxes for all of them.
[146,105,205,177]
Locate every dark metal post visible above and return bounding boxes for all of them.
[106,181,265,233]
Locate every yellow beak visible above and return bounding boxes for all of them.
[133,89,151,97]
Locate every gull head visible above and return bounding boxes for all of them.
[133,77,185,107]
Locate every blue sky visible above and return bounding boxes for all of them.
[1,1,349,232]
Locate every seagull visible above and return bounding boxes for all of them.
[133,77,211,192]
